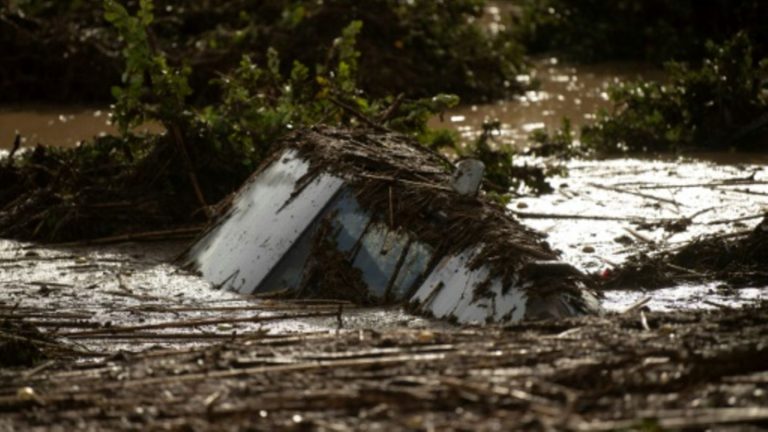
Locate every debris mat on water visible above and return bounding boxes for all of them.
[1,302,767,430]
[0,119,260,243]
[0,136,200,242]
[0,319,71,367]
[601,215,768,289]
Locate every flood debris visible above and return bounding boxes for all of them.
[0,319,65,368]
[185,127,600,324]
[1,301,767,431]
[601,214,768,289]
[0,202,766,430]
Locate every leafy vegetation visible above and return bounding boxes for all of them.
[1,0,527,103]
[581,33,768,153]
[0,0,526,242]
[514,0,768,63]
[525,118,579,158]
[0,0,116,102]
[437,120,565,198]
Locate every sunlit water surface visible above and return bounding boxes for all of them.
[0,105,161,150]
[1,4,765,322]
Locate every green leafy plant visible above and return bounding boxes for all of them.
[2,0,528,104]
[582,33,768,153]
[104,0,191,133]
[514,0,768,63]
[526,118,579,158]
[203,20,462,170]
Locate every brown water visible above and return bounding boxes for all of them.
[428,58,663,149]
[0,2,765,322]
[0,106,162,150]
[0,106,115,148]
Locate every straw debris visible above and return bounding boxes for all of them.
[2,302,767,430]
[602,215,768,289]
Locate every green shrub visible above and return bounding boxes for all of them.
[1,0,527,103]
[514,0,768,63]
[581,33,768,153]
[0,1,469,241]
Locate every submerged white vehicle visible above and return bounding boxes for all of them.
[184,127,601,324]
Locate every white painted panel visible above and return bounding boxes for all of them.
[188,150,343,293]
[389,241,433,300]
[410,248,528,324]
[411,250,475,318]
[411,252,464,303]
[257,188,370,294]
[351,224,410,299]
[328,190,371,253]
[437,261,493,322]
[491,283,528,322]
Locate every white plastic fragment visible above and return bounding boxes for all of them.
[451,159,485,197]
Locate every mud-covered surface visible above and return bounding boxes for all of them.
[1,295,767,430]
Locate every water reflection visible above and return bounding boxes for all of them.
[513,157,767,272]
[602,283,765,312]
[428,59,663,148]
[428,48,767,311]
[0,106,162,149]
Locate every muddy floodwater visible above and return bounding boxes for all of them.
[0,106,115,149]
[4,4,768,430]
[517,156,768,311]
[1,58,766,332]
[427,58,662,149]
[0,106,161,150]
[0,239,450,353]
[3,155,764,345]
